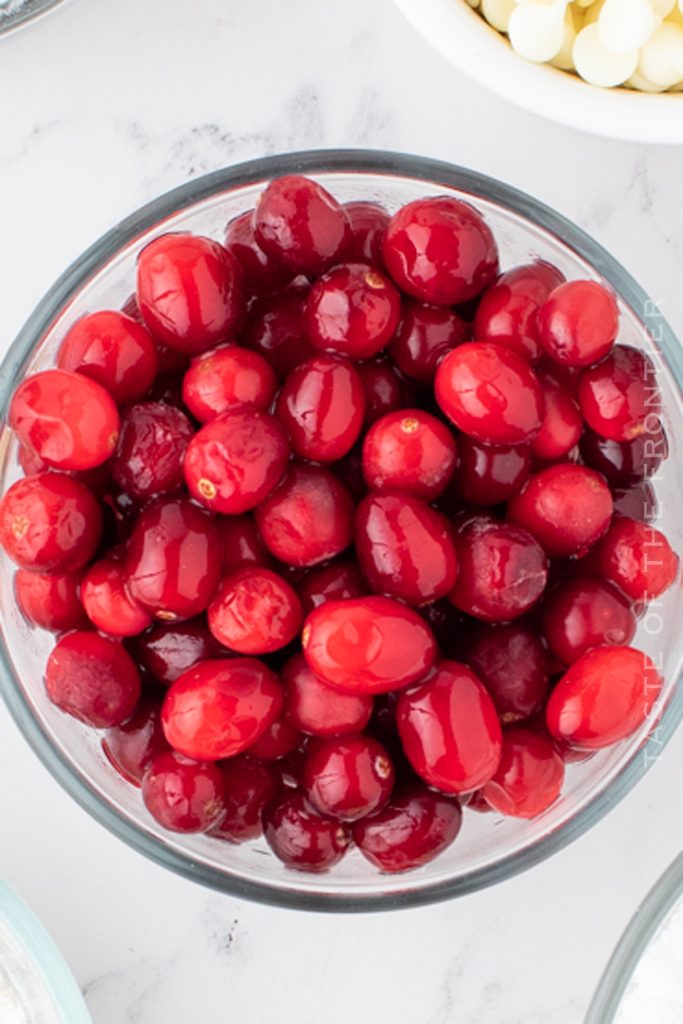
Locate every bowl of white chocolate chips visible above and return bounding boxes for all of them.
[393,0,683,142]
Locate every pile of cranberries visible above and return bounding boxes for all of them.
[1,174,678,876]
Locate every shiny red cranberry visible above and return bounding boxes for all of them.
[474,261,565,362]
[355,492,458,606]
[248,714,303,760]
[613,481,657,523]
[209,756,280,842]
[449,517,547,622]
[530,380,583,461]
[538,280,618,367]
[508,463,613,558]
[353,785,462,872]
[542,576,636,665]
[546,645,662,749]
[435,342,543,444]
[254,175,351,275]
[81,557,152,637]
[111,402,193,501]
[133,619,224,685]
[10,369,120,470]
[0,474,102,571]
[283,653,373,736]
[102,699,168,786]
[383,197,498,305]
[389,302,467,384]
[592,516,678,602]
[162,658,283,759]
[57,310,159,405]
[224,210,292,295]
[357,359,414,426]
[362,410,457,501]
[15,569,84,632]
[302,595,436,694]
[342,201,390,265]
[481,728,565,818]
[125,497,222,621]
[296,559,368,617]
[184,410,289,514]
[263,790,351,872]
[452,437,530,506]
[397,661,502,792]
[466,622,549,723]
[579,422,668,486]
[304,263,401,360]
[276,354,365,462]
[578,346,660,442]
[255,464,354,567]
[182,345,277,423]
[304,734,394,821]
[208,567,302,655]
[219,514,273,573]
[241,287,315,379]
[45,630,141,727]
[136,233,245,354]
[142,751,226,833]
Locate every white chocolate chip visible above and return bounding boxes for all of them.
[638,21,683,84]
[599,0,658,53]
[550,7,582,67]
[626,68,669,88]
[482,0,517,31]
[649,0,675,15]
[508,0,567,61]
[573,22,639,84]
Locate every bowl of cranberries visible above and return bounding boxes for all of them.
[0,150,681,910]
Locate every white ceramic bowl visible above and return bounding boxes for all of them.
[393,0,683,144]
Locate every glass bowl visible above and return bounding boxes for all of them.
[0,0,68,38]
[1,150,682,912]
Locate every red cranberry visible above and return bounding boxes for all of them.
[466,622,549,722]
[578,346,660,442]
[57,310,159,405]
[283,653,373,736]
[353,785,462,872]
[383,197,498,305]
[304,263,401,360]
[224,210,292,295]
[276,354,365,462]
[263,790,351,872]
[342,201,390,265]
[331,445,368,504]
[133,619,224,685]
[613,481,657,523]
[248,714,303,760]
[357,359,413,426]
[142,751,226,833]
[82,557,152,637]
[304,734,394,821]
[162,658,283,760]
[209,756,280,842]
[355,492,458,606]
[538,280,618,367]
[302,595,436,694]
[389,302,467,384]
[473,261,565,362]
[449,517,547,622]
[254,464,354,567]
[579,423,668,486]
[537,355,582,394]
[14,569,84,632]
[208,567,302,655]
[546,645,662,749]
[592,516,678,602]
[296,559,368,617]
[0,473,102,572]
[452,437,530,506]
[530,380,583,461]
[136,233,245,354]
[184,410,289,514]
[397,660,502,792]
[254,175,351,275]
[182,345,277,423]
[9,369,120,470]
[125,497,222,621]
[362,410,457,501]
[435,342,543,444]
[481,728,564,818]
[241,287,315,379]
[102,699,168,786]
[45,630,141,728]
[542,576,636,665]
[111,402,194,501]
[219,514,273,573]
[17,444,47,477]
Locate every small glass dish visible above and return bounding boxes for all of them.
[0,0,67,38]
[1,150,682,912]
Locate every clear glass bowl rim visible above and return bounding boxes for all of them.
[1,148,682,913]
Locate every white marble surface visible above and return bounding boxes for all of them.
[1,1,683,1021]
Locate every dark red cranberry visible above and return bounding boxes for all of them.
[133,619,224,685]
[283,653,373,736]
[537,280,618,367]
[579,422,668,486]
[452,437,530,506]
[102,699,168,786]
[81,557,152,637]
[248,714,303,760]
[254,175,351,275]
[9,369,120,470]
[208,567,302,655]
[613,481,657,523]
[304,734,394,821]
[209,756,280,842]
[530,380,583,461]
[57,310,159,405]
[45,630,141,728]
[219,514,273,573]
[14,569,84,632]
[418,600,469,659]
[142,751,226,832]
[331,445,368,504]
[254,464,355,567]
[342,201,390,265]
[296,559,368,617]
[578,345,660,442]
[276,354,365,462]
[111,402,194,501]
[144,373,187,410]
[362,409,457,501]
[263,790,351,872]
[241,287,315,379]
[474,261,565,362]
[224,210,292,295]
[389,301,467,384]
[353,785,462,872]
[466,622,549,722]
[304,263,401,360]
[136,233,245,354]
[383,197,498,305]
[481,728,564,818]
[542,576,637,665]
[592,516,678,602]
[182,345,277,423]
[357,359,414,426]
